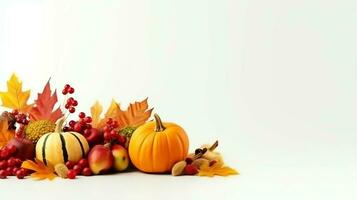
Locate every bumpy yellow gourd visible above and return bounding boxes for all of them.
[36,118,89,166]
[129,114,189,173]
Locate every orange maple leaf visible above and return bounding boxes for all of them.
[0,118,15,147]
[116,98,154,127]
[0,74,32,113]
[198,162,239,177]
[21,158,57,180]
[91,98,153,129]
[29,80,63,123]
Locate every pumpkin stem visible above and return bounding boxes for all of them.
[55,117,66,133]
[154,114,166,132]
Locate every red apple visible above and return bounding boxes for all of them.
[6,137,34,160]
[88,144,113,174]
[85,128,103,146]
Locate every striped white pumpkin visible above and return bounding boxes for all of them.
[35,118,89,166]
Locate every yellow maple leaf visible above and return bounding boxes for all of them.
[90,101,103,128]
[90,100,120,128]
[104,99,122,120]
[0,118,15,147]
[198,162,239,177]
[0,74,32,113]
[21,158,57,180]
[90,98,153,129]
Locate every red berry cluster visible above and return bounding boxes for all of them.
[63,112,103,145]
[62,84,75,95]
[12,110,29,125]
[8,110,29,138]
[65,112,92,132]
[0,146,29,179]
[62,84,77,113]
[65,158,92,179]
[103,118,126,145]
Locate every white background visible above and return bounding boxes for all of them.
[0,0,357,199]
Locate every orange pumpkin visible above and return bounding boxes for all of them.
[128,114,189,173]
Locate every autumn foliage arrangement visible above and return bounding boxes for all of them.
[0,74,238,180]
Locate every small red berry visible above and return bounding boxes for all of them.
[14,158,22,167]
[0,160,7,170]
[84,116,92,123]
[81,167,92,176]
[65,161,75,169]
[78,159,88,168]
[7,157,17,167]
[64,84,71,90]
[5,167,13,176]
[69,120,76,127]
[110,130,117,137]
[1,150,10,160]
[63,126,71,132]
[16,170,25,179]
[12,167,19,175]
[112,121,119,128]
[7,145,17,155]
[72,100,78,106]
[74,123,82,132]
[62,89,68,95]
[78,112,86,118]
[67,97,74,105]
[0,170,7,179]
[65,104,70,109]
[83,129,91,137]
[118,135,126,144]
[68,87,75,94]
[19,168,29,176]
[73,164,82,174]
[69,107,76,113]
[67,170,77,179]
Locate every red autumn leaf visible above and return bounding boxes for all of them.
[29,80,63,123]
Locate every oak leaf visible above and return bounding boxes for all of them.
[29,80,63,123]
[21,158,57,180]
[0,74,32,113]
[0,119,15,147]
[198,162,239,177]
[91,98,153,129]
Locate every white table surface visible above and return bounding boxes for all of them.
[0,154,354,200]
